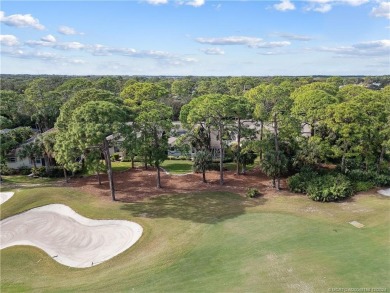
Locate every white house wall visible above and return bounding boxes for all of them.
[7,157,43,169]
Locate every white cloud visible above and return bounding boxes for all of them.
[276,33,312,41]
[304,0,369,13]
[252,41,291,48]
[25,40,85,50]
[318,39,390,57]
[58,25,83,35]
[58,42,85,50]
[273,0,295,11]
[195,36,263,46]
[0,11,45,30]
[7,34,195,67]
[0,34,20,46]
[41,34,56,43]
[177,0,205,7]
[145,0,168,4]
[200,47,225,55]
[68,59,86,64]
[371,1,390,19]
[313,3,332,12]
[341,0,369,6]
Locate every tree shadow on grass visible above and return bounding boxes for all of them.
[120,192,267,224]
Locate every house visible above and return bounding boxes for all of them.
[4,129,54,170]
[167,120,312,159]
[5,139,46,170]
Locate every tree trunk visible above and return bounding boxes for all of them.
[63,168,69,183]
[273,113,280,190]
[144,155,148,169]
[131,156,135,169]
[32,157,37,169]
[377,145,385,173]
[259,121,264,161]
[272,176,276,188]
[96,172,102,185]
[236,117,241,175]
[43,154,49,173]
[156,164,161,188]
[103,139,116,201]
[202,169,207,183]
[219,125,224,185]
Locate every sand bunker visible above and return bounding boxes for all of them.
[0,192,15,205]
[377,188,390,196]
[0,204,142,268]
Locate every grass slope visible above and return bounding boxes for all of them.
[1,187,389,292]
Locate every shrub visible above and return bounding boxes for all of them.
[32,166,47,177]
[373,174,390,187]
[353,181,375,192]
[46,166,65,178]
[246,188,261,198]
[287,171,318,193]
[347,169,390,187]
[18,166,32,175]
[0,164,14,175]
[306,174,354,202]
[111,153,120,161]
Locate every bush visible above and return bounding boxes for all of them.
[110,153,120,161]
[18,166,32,175]
[46,166,65,178]
[373,174,390,187]
[287,171,318,193]
[0,164,15,175]
[246,188,261,198]
[353,181,375,192]
[32,166,47,177]
[347,169,390,187]
[306,174,354,202]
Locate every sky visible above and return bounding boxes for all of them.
[0,0,389,76]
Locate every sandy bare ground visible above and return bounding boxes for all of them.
[0,192,15,205]
[68,167,287,202]
[0,204,143,268]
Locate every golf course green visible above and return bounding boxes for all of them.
[1,186,389,292]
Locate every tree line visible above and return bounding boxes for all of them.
[1,75,389,201]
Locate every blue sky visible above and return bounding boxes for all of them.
[0,0,389,76]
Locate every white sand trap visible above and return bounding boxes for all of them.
[377,188,390,196]
[349,221,364,228]
[0,204,143,268]
[0,192,15,205]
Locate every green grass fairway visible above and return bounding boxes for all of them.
[161,160,193,174]
[1,175,57,185]
[1,187,389,292]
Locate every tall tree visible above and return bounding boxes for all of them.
[135,101,173,188]
[64,101,128,200]
[120,82,169,107]
[184,94,236,185]
[246,82,298,189]
[24,78,63,132]
[229,96,253,175]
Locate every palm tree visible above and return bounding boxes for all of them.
[193,150,212,183]
[36,131,56,172]
[18,142,41,169]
